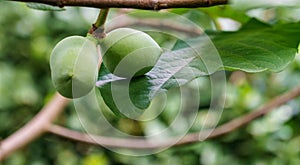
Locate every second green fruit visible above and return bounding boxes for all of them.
[100,28,162,78]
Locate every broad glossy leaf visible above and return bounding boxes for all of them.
[170,19,300,72]
[97,46,216,117]
[97,19,300,116]
[214,19,300,72]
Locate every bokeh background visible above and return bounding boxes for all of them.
[1,1,300,164]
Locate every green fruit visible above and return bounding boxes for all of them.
[50,36,98,98]
[100,28,162,78]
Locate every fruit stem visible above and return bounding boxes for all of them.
[89,8,110,39]
[95,8,110,28]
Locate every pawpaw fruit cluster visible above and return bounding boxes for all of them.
[50,28,162,99]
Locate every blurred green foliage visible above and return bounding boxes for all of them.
[1,1,300,165]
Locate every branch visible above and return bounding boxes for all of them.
[11,0,228,10]
[0,93,69,161]
[47,85,300,149]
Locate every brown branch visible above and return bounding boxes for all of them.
[0,93,69,161]
[47,85,300,149]
[11,0,228,10]
[179,84,300,142]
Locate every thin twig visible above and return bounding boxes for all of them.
[11,0,228,10]
[89,8,110,38]
[47,85,300,149]
[0,93,69,161]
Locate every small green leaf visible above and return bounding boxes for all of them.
[26,3,65,11]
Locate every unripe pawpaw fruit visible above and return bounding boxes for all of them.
[100,28,162,78]
[50,36,98,98]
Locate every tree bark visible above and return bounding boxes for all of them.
[11,0,228,10]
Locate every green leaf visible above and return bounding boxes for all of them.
[97,46,214,117]
[172,19,300,72]
[213,19,300,72]
[26,3,65,11]
[97,19,300,116]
